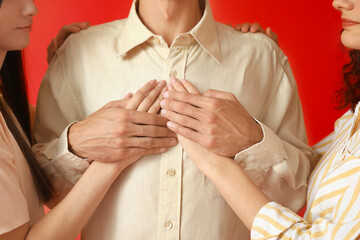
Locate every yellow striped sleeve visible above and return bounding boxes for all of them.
[251,202,360,240]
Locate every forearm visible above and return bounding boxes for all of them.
[26,161,122,240]
[235,122,314,211]
[203,154,270,229]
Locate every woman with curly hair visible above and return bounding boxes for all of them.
[160,0,360,238]
[0,0,174,239]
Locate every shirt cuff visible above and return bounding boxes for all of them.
[234,120,287,185]
[40,123,90,184]
[251,202,301,239]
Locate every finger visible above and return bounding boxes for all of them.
[241,23,251,33]
[163,91,211,108]
[137,80,166,112]
[180,79,200,94]
[104,99,131,109]
[266,27,279,45]
[203,89,237,101]
[114,147,168,161]
[160,98,202,120]
[47,38,57,64]
[126,80,157,110]
[123,92,133,100]
[170,77,187,92]
[250,23,265,34]
[234,24,242,31]
[124,146,170,159]
[122,137,178,148]
[160,108,202,133]
[76,21,91,29]
[126,111,170,126]
[128,124,176,137]
[148,87,167,114]
[166,121,202,143]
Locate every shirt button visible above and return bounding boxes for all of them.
[167,169,176,177]
[169,70,177,77]
[164,221,173,230]
[154,38,161,45]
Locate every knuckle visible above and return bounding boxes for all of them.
[205,112,217,124]
[209,99,220,109]
[114,138,125,147]
[116,125,128,135]
[176,103,187,113]
[205,137,216,148]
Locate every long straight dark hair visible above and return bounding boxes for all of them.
[0,50,53,203]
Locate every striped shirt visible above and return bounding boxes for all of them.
[251,102,360,240]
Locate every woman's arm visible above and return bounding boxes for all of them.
[0,80,169,240]
[47,22,90,64]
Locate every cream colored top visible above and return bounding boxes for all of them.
[33,0,315,239]
[252,102,360,240]
[0,111,43,235]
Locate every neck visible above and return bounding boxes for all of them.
[138,0,203,46]
[0,51,6,70]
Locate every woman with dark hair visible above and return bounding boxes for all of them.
[0,0,173,239]
[160,0,360,238]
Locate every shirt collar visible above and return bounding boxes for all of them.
[116,0,221,63]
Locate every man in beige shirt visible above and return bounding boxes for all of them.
[33,0,315,239]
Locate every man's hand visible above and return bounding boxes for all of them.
[68,80,177,165]
[47,22,90,64]
[160,78,263,157]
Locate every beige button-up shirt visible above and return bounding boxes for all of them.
[33,1,315,239]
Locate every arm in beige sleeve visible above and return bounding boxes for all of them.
[235,58,316,212]
[33,47,89,190]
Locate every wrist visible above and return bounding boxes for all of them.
[90,161,125,180]
[246,120,264,148]
[67,122,83,158]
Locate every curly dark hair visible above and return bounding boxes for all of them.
[336,50,360,112]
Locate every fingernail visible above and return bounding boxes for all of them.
[167,121,174,128]
[124,93,131,98]
[149,80,157,85]
[157,80,166,88]
[170,139,177,145]
[168,84,173,90]
[160,147,166,152]
[161,86,168,93]
[163,91,169,98]
[160,100,166,107]
[170,77,177,83]
[160,109,166,115]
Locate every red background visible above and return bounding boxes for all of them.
[28,0,343,237]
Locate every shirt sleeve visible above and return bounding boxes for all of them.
[251,202,360,240]
[234,57,316,212]
[33,45,90,186]
[0,133,29,234]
